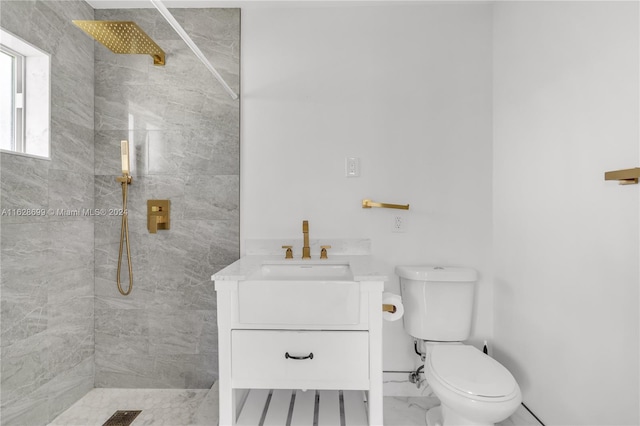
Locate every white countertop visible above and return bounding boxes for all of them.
[212,255,388,282]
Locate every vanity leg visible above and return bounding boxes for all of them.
[367,388,383,426]
[217,290,235,425]
[218,378,234,425]
[368,287,384,425]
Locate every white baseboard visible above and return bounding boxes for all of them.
[383,371,434,397]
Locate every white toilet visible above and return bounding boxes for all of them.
[396,265,522,426]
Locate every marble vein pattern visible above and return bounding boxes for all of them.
[1,1,95,425]
[93,7,240,389]
[1,3,240,424]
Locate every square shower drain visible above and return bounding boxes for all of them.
[102,410,142,426]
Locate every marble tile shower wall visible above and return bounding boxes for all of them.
[0,2,95,425]
[93,8,240,389]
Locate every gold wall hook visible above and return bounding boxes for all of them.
[362,199,410,210]
[147,199,170,233]
[604,167,640,185]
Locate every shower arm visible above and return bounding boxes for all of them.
[149,0,239,101]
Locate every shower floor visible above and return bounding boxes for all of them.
[48,387,215,426]
[48,384,540,426]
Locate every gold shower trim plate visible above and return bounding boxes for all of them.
[147,199,170,233]
[73,20,165,65]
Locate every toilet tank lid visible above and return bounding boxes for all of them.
[395,265,477,282]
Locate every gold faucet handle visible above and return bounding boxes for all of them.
[282,245,293,259]
[320,245,332,259]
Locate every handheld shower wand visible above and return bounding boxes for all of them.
[116,140,133,296]
[121,139,130,175]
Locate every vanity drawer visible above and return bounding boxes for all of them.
[231,330,369,389]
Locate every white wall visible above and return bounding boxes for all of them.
[493,2,639,424]
[241,3,493,371]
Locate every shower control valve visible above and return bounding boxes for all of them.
[147,199,170,234]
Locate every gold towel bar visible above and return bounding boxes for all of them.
[362,199,410,210]
[604,168,640,185]
[382,304,397,314]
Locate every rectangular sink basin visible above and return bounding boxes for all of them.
[249,262,353,281]
[239,262,359,325]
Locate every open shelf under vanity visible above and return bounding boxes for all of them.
[236,389,368,426]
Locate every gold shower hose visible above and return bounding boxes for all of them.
[117,176,133,295]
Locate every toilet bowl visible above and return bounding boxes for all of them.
[424,343,521,426]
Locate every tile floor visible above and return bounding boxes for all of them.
[48,388,216,426]
[49,384,541,426]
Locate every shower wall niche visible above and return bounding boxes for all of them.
[93,8,240,388]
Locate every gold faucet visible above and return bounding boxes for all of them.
[302,220,311,259]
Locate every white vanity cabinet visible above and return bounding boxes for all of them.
[213,256,386,426]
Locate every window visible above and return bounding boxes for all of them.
[0,28,50,159]
[1,47,24,152]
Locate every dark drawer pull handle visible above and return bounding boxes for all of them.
[285,352,314,360]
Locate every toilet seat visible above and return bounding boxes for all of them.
[428,345,518,400]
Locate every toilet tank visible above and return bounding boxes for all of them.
[396,266,477,342]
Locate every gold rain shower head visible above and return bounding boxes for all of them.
[72,20,165,66]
